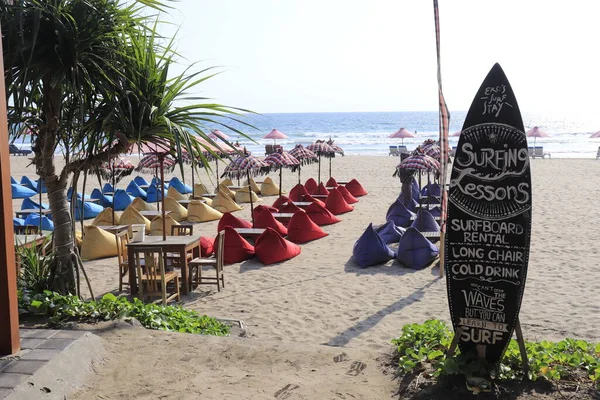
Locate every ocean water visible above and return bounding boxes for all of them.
[12,111,600,158]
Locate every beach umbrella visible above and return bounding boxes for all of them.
[222,152,270,224]
[421,143,441,161]
[263,148,300,198]
[389,127,416,145]
[325,139,344,180]
[97,157,135,224]
[450,130,462,137]
[263,129,288,145]
[306,141,335,184]
[526,126,551,147]
[209,129,229,141]
[288,144,318,184]
[590,131,600,138]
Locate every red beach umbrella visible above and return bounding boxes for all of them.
[589,131,600,138]
[450,130,462,137]
[209,129,229,140]
[263,129,288,144]
[389,127,416,145]
[526,126,551,147]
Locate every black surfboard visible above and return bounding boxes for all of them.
[445,63,532,364]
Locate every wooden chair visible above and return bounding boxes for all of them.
[115,231,131,292]
[189,230,225,292]
[171,225,194,236]
[14,225,40,235]
[133,247,180,305]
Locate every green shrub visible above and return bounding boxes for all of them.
[16,236,54,294]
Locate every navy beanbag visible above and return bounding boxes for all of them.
[22,198,49,210]
[352,223,395,268]
[396,227,439,269]
[411,178,420,202]
[428,206,441,217]
[386,199,416,228]
[126,181,147,200]
[376,220,406,244]
[113,189,135,211]
[24,214,54,231]
[421,183,441,197]
[411,210,440,232]
[402,197,419,212]
[169,177,193,194]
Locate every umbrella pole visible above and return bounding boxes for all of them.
[38,178,42,232]
[298,165,301,185]
[216,159,219,183]
[329,157,332,180]
[279,165,282,198]
[112,166,116,225]
[248,170,254,226]
[191,163,195,197]
[160,158,166,241]
[155,167,160,211]
[318,155,321,185]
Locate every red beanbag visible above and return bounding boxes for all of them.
[337,185,359,204]
[254,227,301,265]
[218,212,252,232]
[200,236,215,257]
[306,201,341,226]
[325,188,354,215]
[272,195,290,210]
[279,201,303,214]
[304,178,318,194]
[221,226,255,264]
[302,194,326,208]
[325,177,339,188]
[345,179,368,197]
[287,211,328,243]
[315,182,330,195]
[289,184,309,202]
[253,207,288,236]
[253,204,278,221]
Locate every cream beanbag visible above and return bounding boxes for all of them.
[165,197,188,221]
[91,207,119,226]
[244,177,261,194]
[120,205,151,231]
[150,214,180,236]
[187,200,223,222]
[235,185,261,204]
[261,176,284,196]
[214,181,236,199]
[167,186,186,201]
[211,189,243,213]
[193,183,210,197]
[80,226,118,260]
[131,197,156,211]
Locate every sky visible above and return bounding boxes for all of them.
[156,0,600,115]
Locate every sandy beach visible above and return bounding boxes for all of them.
[10,155,600,398]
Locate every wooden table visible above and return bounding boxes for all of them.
[337,181,350,185]
[95,225,129,234]
[198,193,217,199]
[227,185,244,190]
[292,202,313,209]
[311,194,328,199]
[415,203,440,210]
[15,209,51,219]
[421,231,441,242]
[127,235,201,296]
[271,213,295,222]
[139,210,171,220]
[139,184,149,190]
[234,228,265,240]
[14,235,46,248]
[410,216,441,222]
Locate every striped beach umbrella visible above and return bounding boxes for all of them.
[421,143,441,161]
[397,153,440,172]
[306,142,335,184]
[289,144,318,184]
[264,149,300,198]
[136,154,176,174]
[326,139,344,179]
[98,157,135,183]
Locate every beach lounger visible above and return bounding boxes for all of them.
[389,146,399,156]
[9,144,32,156]
[398,145,409,155]
[528,147,534,158]
[596,146,600,160]
[533,146,551,159]
[450,146,457,157]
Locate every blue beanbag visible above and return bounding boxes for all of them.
[113,189,135,211]
[24,214,54,231]
[376,220,406,244]
[428,206,441,217]
[22,198,49,210]
[91,188,114,208]
[67,187,94,201]
[147,183,168,203]
[151,177,169,189]
[11,176,18,185]
[396,227,439,269]
[13,218,25,227]
[402,197,419,212]
[126,181,147,200]
[421,183,441,197]
[133,176,149,187]
[411,210,440,232]
[169,177,193,194]
[20,176,38,192]
[73,200,104,220]
[36,179,47,194]
[352,223,395,268]
[386,199,416,228]
[12,184,37,199]
[102,183,115,194]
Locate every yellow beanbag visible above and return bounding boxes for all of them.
[234,185,261,204]
[167,186,186,201]
[214,181,235,199]
[150,214,180,236]
[187,200,223,222]
[80,226,118,261]
[165,197,188,222]
[131,197,156,211]
[244,177,261,194]
[200,196,213,207]
[211,189,243,213]
[193,183,210,197]
[221,178,234,187]
[120,205,151,231]
[261,176,284,196]
[91,207,119,226]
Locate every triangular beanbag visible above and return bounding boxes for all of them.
[352,223,394,268]
[102,183,114,194]
[14,218,25,227]
[200,196,213,206]
[167,186,186,201]
[23,214,54,231]
[272,195,291,210]
[67,188,93,201]
[113,189,135,211]
[151,177,168,189]
[80,226,118,261]
[120,205,151,231]
[193,183,210,197]
[11,176,18,185]
[165,197,188,222]
[20,176,38,192]
[253,205,278,221]
[11,184,37,199]
[376,220,406,244]
[169,176,193,194]
[278,201,303,214]
[254,227,301,265]
[187,201,223,223]
[396,227,439,270]
[244,177,261,194]
[302,194,326,208]
[147,183,168,203]
[200,236,215,257]
[36,179,47,194]
[150,214,180,236]
[325,188,354,215]
[91,188,113,208]
[212,189,243,213]
[221,178,234,187]
[428,206,441,217]
[73,200,103,221]
[261,177,283,196]
[131,197,156,211]
[218,212,252,231]
[287,211,328,243]
[306,202,341,226]
[345,179,368,197]
[235,186,261,203]
[304,178,318,194]
[126,181,147,200]
[133,176,149,187]
[91,207,120,226]
[386,199,416,228]
[336,185,359,204]
[402,197,419,213]
[288,184,309,202]
[325,177,338,188]
[253,208,288,236]
[411,210,440,232]
[315,182,330,195]
[422,183,441,197]
[411,179,420,203]
[21,198,49,210]
[221,226,255,265]
[214,182,236,199]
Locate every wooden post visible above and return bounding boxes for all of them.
[0,21,21,355]
[514,319,529,377]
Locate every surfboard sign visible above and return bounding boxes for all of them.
[445,63,532,364]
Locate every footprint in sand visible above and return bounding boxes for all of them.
[333,352,349,363]
[345,361,367,376]
[274,383,300,399]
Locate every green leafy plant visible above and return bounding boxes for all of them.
[22,291,230,337]
[16,236,54,295]
[391,320,600,388]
